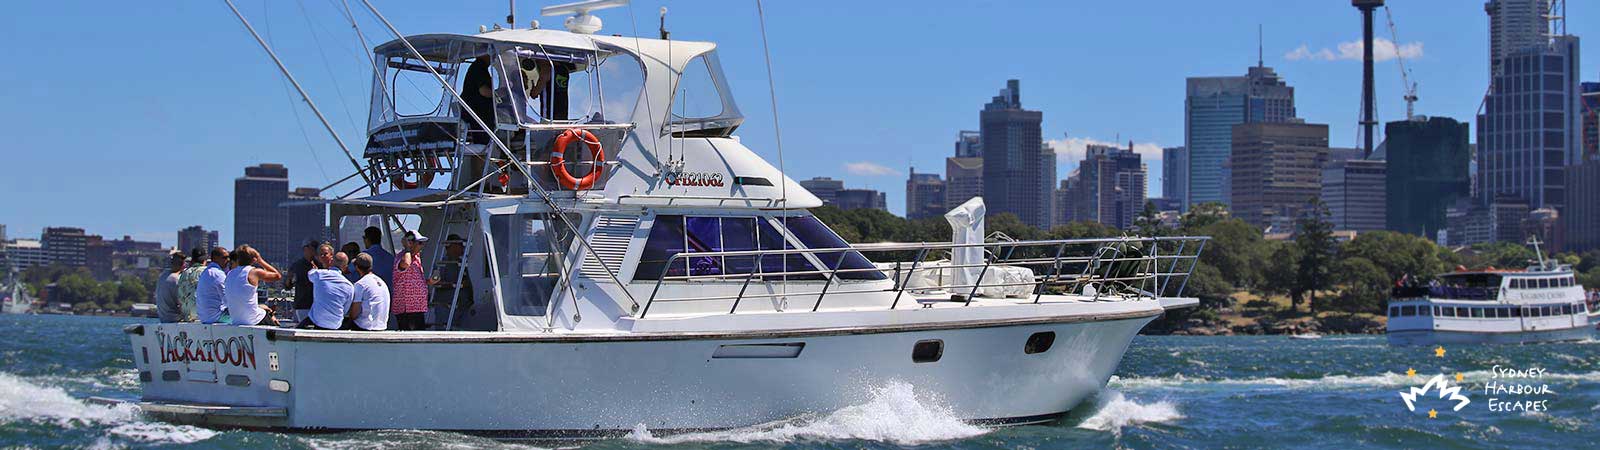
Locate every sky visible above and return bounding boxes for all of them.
[1,0,1596,247]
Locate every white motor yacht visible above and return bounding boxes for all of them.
[1387,238,1594,345]
[119,1,1208,437]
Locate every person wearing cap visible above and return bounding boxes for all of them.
[153,252,187,323]
[392,230,431,330]
[175,248,209,322]
[287,239,324,323]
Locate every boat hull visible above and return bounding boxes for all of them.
[128,314,1154,434]
[1387,326,1593,346]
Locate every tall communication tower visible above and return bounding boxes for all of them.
[1353,0,1383,158]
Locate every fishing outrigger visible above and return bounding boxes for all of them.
[115,0,1209,437]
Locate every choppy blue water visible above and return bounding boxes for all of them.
[2,314,1595,449]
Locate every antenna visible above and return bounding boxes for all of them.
[659,7,670,40]
[541,0,629,34]
[1257,24,1263,68]
[507,0,516,28]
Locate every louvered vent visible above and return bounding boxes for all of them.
[579,214,639,281]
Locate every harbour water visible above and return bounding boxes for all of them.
[2,314,1595,449]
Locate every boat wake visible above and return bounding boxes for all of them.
[1109,370,1600,391]
[628,380,988,445]
[1072,390,1183,433]
[0,372,216,445]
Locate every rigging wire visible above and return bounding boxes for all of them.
[294,0,364,133]
[625,4,663,172]
[261,0,332,184]
[754,0,787,208]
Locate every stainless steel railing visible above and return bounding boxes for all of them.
[636,236,1208,318]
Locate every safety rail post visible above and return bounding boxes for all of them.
[1175,239,1206,297]
[1092,242,1124,302]
[1144,239,1159,298]
[889,247,929,309]
[639,254,679,319]
[730,269,759,314]
[1034,242,1068,304]
[964,244,999,306]
[811,249,843,312]
[1157,239,1188,297]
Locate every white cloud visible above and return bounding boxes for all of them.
[1046,137,1164,164]
[1284,39,1422,62]
[843,161,900,177]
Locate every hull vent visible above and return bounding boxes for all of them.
[579,214,639,281]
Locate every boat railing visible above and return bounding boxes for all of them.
[637,236,1208,318]
[1391,286,1499,301]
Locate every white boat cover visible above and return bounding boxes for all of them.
[945,197,986,293]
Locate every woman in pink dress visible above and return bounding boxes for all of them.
[392,230,431,330]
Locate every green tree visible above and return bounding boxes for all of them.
[1293,199,1337,313]
[1194,218,1270,290]
[1261,241,1301,300]
[1341,231,1445,284]
[1180,202,1230,231]
[1330,256,1390,314]
[1133,201,1165,237]
[1465,242,1538,269]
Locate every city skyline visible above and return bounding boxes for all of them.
[1,1,1597,245]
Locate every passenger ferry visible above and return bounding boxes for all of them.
[116,0,1208,437]
[1387,238,1593,345]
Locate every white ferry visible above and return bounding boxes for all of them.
[116,1,1208,437]
[1387,239,1593,345]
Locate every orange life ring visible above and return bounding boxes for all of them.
[551,128,605,190]
[389,155,439,190]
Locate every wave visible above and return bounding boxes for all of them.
[1074,390,1182,433]
[629,380,987,445]
[0,372,216,445]
[1109,370,1600,391]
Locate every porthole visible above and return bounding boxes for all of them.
[912,339,943,363]
[1025,331,1056,354]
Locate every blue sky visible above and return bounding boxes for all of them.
[1,0,1595,247]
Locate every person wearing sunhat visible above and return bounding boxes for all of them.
[391,230,431,330]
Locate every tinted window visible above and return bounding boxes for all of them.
[685,217,723,276]
[722,217,758,275]
[638,215,686,279]
[782,216,885,280]
[1401,305,1416,316]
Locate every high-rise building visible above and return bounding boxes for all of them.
[798,177,844,205]
[1447,196,1532,245]
[833,188,887,211]
[177,225,220,254]
[287,187,331,248]
[944,156,983,210]
[980,79,1054,229]
[3,239,48,270]
[42,227,88,268]
[1065,144,1148,229]
[1385,117,1472,236]
[1229,122,1330,230]
[955,130,982,158]
[1161,146,1188,209]
[1056,172,1090,226]
[1184,65,1297,208]
[904,168,947,220]
[1562,158,1600,251]
[85,235,112,280]
[1582,82,1599,158]
[1478,24,1581,211]
[1485,0,1553,77]
[1322,159,1388,232]
[235,163,291,266]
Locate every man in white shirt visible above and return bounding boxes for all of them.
[195,247,231,324]
[349,253,391,331]
[303,244,356,330]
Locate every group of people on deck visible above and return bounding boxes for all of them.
[153,225,472,331]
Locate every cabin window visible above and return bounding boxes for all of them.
[671,55,725,120]
[1510,279,1522,289]
[1563,304,1573,315]
[1420,306,1432,316]
[1388,306,1398,317]
[1472,308,1485,318]
[1024,331,1056,355]
[1541,306,1552,316]
[1432,306,1441,316]
[1400,305,1416,316]
[1510,307,1521,317]
[637,215,824,281]
[779,217,887,281]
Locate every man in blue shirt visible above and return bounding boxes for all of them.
[195,247,231,324]
[363,226,395,288]
[302,244,356,330]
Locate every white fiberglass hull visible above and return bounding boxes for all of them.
[125,312,1155,435]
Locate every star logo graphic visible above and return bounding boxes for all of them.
[1406,368,1417,378]
[1428,409,1438,419]
[1434,346,1446,357]
[1455,373,1465,383]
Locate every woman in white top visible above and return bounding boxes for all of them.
[224,244,283,326]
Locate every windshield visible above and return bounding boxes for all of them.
[507,45,644,125]
[667,51,743,136]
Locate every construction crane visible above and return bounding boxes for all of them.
[1383,5,1419,121]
